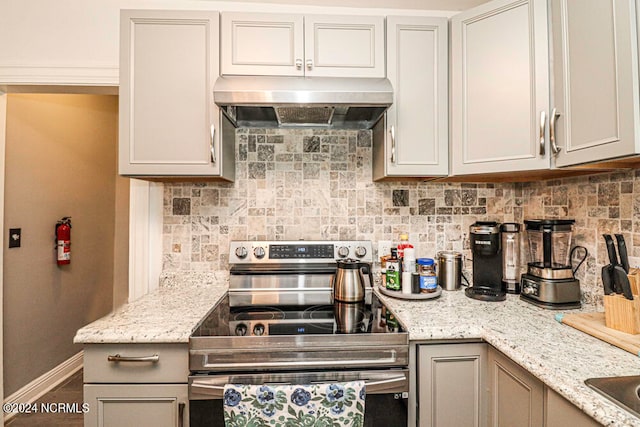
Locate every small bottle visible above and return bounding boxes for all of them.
[403,248,416,273]
[417,258,438,293]
[401,248,416,295]
[385,248,401,291]
[397,233,413,260]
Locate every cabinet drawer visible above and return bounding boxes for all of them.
[84,344,189,383]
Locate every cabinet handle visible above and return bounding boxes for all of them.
[390,126,396,164]
[550,108,562,156]
[178,402,185,427]
[107,354,159,363]
[306,59,313,70]
[539,110,546,156]
[295,59,303,69]
[210,124,217,164]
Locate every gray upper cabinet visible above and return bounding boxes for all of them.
[451,0,640,176]
[451,0,551,175]
[221,12,385,78]
[119,10,234,180]
[373,16,448,180]
[551,0,639,167]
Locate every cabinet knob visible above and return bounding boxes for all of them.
[295,59,303,69]
[306,59,313,70]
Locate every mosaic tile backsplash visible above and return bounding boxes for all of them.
[163,128,640,306]
[163,128,517,266]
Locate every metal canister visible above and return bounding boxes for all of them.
[437,251,462,291]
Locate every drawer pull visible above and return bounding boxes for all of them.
[107,354,159,363]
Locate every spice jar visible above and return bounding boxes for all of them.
[417,258,438,293]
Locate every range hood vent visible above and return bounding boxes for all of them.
[214,76,392,129]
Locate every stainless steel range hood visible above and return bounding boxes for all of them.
[214,76,393,129]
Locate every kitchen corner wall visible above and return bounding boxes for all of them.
[163,128,517,269]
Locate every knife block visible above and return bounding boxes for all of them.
[603,269,640,334]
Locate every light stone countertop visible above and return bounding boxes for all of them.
[74,273,640,426]
[73,272,228,344]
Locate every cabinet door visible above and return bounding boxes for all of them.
[84,384,188,427]
[551,0,639,167]
[304,15,385,78]
[375,16,448,179]
[487,347,543,427]
[451,0,550,175]
[220,13,304,76]
[119,10,230,178]
[545,388,600,427]
[417,343,487,427]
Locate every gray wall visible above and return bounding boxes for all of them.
[3,94,123,396]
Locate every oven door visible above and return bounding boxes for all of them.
[189,369,409,427]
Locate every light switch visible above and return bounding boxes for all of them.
[9,228,21,248]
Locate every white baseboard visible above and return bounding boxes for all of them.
[3,351,83,422]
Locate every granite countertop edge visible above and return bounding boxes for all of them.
[75,273,639,426]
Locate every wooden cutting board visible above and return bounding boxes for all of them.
[556,312,640,357]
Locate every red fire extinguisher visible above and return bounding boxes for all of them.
[55,217,72,265]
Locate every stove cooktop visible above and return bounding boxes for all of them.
[191,293,404,338]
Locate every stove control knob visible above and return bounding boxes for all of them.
[253,323,265,336]
[523,286,534,295]
[235,246,248,259]
[253,247,266,259]
[235,324,248,336]
[337,246,350,258]
[354,246,367,258]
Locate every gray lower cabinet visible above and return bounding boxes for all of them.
[84,384,188,427]
[82,343,189,427]
[545,388,600,427]
[488,346,600,427]
[417,343,488,427]
[488,346,544,426]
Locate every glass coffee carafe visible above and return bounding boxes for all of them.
[525,219,575,270]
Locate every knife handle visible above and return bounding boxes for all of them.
[601,265,614,295]
[613,265,634,300]
[615,234,630,273]
[603,234,619,265]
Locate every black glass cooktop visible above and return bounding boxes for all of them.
[192,294,404,337]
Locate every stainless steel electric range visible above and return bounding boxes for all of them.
[188,240,410,427]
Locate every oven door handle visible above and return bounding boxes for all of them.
[190,374,407,398]
[313,375,407,393]
[202,357,398,370]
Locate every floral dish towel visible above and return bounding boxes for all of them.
[223,380,366,427]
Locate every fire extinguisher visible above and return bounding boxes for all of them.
[55,217,72,265]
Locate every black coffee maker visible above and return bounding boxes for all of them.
[465,221,506,301]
